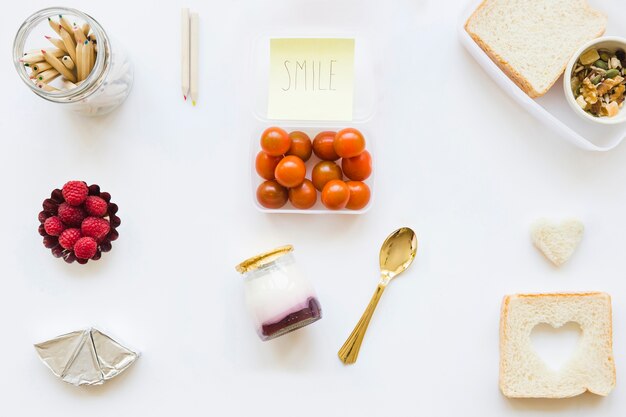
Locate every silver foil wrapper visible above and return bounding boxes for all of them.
[34,328,138,386]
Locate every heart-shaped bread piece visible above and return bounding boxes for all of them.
[531,219,584,267]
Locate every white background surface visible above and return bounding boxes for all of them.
[1,0,625,416]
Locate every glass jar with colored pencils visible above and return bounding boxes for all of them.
[13,7,133,116]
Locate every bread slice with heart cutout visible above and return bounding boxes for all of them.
[500,293,615,398]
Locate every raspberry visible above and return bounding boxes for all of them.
[88,184,100,195]
[62,181,88,206]
[81,217,110,241]
[50,188,64,203]
[74,237,97,259]
[44,216,65,236]
[58,203,86,227]
[42,199,58,214]
[59,228,82,250]
[84,196,108,217]
[43,236,58,248]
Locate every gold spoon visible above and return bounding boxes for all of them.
[338,227,418,364]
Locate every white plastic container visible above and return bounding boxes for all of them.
[458,0,626,151]
[250,34,377,213]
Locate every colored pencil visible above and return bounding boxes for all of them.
[59,27,77,62]
[58,15,73,35]
[37,82,59,92]
[42,49,76,82]
[80,40,90,81]
[30,62,53,75]
[62,56,75,70]
[88,41,95,75]
[20,48,64,64]
[36,68,60,83]
[181,8,190,101]
[48,17,61,35]
[76,41,84,80]
[73,26,87,44]
[190,12,199,106]
[44,35,68,53]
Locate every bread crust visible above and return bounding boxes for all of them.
[499,292,615,398]
[465,0,606,98]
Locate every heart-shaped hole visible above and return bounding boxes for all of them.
[530,322,582,371]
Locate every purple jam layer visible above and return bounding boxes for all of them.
[260,297,322,341]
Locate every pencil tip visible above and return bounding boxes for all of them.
[41,49,46,53]
[47,17,51,21]
[183,95,187,101]
[192,101,196,106]
[44,35,50,39]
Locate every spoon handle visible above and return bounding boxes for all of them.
[338,284,386,364]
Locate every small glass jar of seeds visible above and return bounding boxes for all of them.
[13,7,133,116]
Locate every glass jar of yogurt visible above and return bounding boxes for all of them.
[236,245,322,341]
[13,7,133,116]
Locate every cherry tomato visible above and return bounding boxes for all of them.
[255,151,283,180]
[261,127,291,156]
[311,161,343,191]
[334,128,365,158]
[321,180,350,210]
[257,180,288,209]
[346,181,371,210]
[342,150,372,181]
[287,131,312,161]
[312,131,339,161]
[289,179,317,209]
[274,155,306,188]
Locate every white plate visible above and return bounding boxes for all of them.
[458,0,626,151]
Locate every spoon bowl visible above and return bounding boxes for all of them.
[379,227,418,282]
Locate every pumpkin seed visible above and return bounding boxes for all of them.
[594,60,609,70]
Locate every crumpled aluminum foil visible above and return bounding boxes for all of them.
[34,328,138,386]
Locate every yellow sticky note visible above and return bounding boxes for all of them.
[268,38,355,121]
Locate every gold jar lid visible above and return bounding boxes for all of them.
[235,245,293,274]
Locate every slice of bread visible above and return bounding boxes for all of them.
[465,0,607,98]
[531,219,584,267]
[500,293,615,398]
